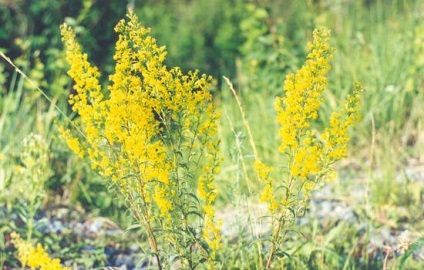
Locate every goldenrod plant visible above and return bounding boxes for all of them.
[15,133,52,242]
[11,232,69,270]
[253,29,364,268]
[60,12,221,269]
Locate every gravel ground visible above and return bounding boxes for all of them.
[2,162,423,269]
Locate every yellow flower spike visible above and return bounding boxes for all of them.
[276,28,334,154]
[255,160,279,213]
[323,83,365,166]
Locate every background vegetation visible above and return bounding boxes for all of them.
[0,0,423,268]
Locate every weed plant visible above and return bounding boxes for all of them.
[57,11,367,268]
[61,13,222,269]
[0,55,123,268]
[0,1,422,269]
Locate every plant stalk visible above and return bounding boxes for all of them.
[266,217,283,268]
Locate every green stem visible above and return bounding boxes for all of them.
[26,194,38,242]
[138,185,162,270]
[266,216,283,268]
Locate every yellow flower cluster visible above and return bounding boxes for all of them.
[61,12,222,264]
[255,160,279,213]
[198,140,222,258]
[291,132,321,180]
[275,28,333,153]
[11,232,69,270]
[322,82,365,164]
[261,28,364,213]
